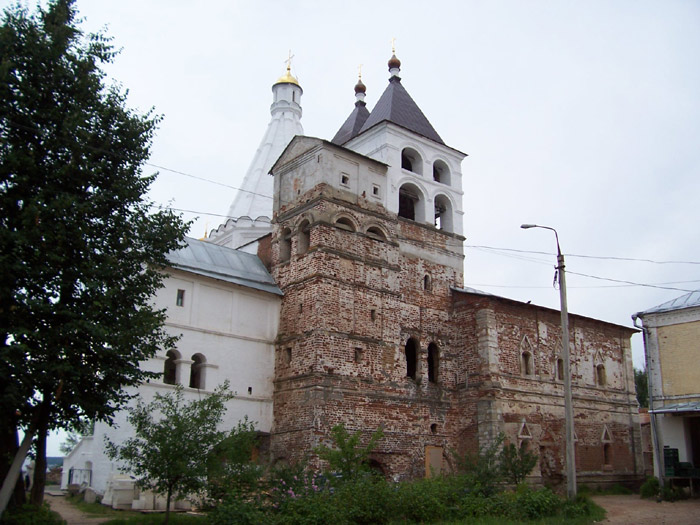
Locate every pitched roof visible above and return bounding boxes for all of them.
[636,290,700,316]
[167,237,282,296]
[357,76,444,145]
[331,101,370,145]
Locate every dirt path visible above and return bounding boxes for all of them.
[45,493,110,525]
[592,494,700,525]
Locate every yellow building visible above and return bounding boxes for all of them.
[634,291,700,485]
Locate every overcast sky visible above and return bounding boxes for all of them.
[5,0,700,455]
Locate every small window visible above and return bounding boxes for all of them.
[366,227,386,241]
[603,443,611,466]
[372,184,381,197]
[434,194,453,232]
[189,353,205,389]
[423,275,432,292]
[370,309,376,321]
[341,174,350,186]
[279,228,292,262]
[248,386,252,395]
[335,217,355,232]
[521,351,533,376]
[432,160,451,185]
[297,220,310,255]
[164,350,179,385]
[176,289,185,307]
[405,338,418,380]
[428,343,439,383]
[596,364,606,386]
[430,423,438,434]
[401,147,423,175]
[354,347,363,363]
[285,348,292,365]
[556,358,564,381]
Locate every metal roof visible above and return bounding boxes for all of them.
[635,290,700,316]
[331,101,370,145]
[357,77,445,145]
[167,237,282,296]
[650,401,700,414]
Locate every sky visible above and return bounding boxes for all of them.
[5,0,700,455]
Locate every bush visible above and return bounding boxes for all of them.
[661,484,688,501]
[207,496,266,525]
[0,504,65,525]
[639,476,660,499]
[334,477,395,524]
[269,491,342,525]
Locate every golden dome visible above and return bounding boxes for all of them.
[275,66,300,87]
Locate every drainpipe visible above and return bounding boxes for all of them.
[632,314,665,488]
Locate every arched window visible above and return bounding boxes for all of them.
[366,226,387,241]
[297,219,310,255]
[164,350,179,385]
[556,358,564,381]
[423,274,432,292]
[279,227,292,262]
[521,351,533,376]
[405,338,418,380]
[335,217,355,232]
[401,147,423,175]
[433,194,453,232]
[398,183,425,222]
[428,343,439,383]
[596,364,606,386]
[432,160,450,185]
[189,353,206,389]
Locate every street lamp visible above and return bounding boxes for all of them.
[521,224,577,500]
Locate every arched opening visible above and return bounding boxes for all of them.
[401,147,423,175]
[366,226,386,241]
[428,343,439,383]
[423,274,432,292]
[556,358,564,381]
[398,183,425,222]
[596,364,606,386]
[335,216,355,232]
[297,219,310,255]
[405,338,418,380]
[521,351,533,376]
[189,353,206,389]
[433,194,453,232]
[279,227,292,263]
[432,159,450,185]
[164,350,179,385]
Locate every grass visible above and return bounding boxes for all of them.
[66,494,136,517]
[102,515,206,525]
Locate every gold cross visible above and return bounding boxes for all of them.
[285,50,294,71]
[358,64,363,79]
[391,37,396,54]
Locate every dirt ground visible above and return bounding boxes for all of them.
[46,492,110,525]
[592,494,700,525]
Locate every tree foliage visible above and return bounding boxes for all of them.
[0,0,188,509]
[634,368,649,408]
[499,440,538,485]
[106,384,234,524]
[315,424,384,482]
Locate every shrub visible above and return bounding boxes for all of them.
[661,484,688,501]
[0,504,66,525]
[394,478,455,523]
[335,476,394,524]
[639,476,660,499]
[207,496,266,525]
[269,491,342,525]
[500,441,538,485]
[512,484,559,519]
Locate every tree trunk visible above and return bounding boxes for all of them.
[165,488,172,525]
[0,428,34,518]
[29,401,51,506]
[0,425,26,510]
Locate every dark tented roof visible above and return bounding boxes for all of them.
[331,101,370,145]
[167,237,282,296]
[635,290,700,316]
[357,77,444,145]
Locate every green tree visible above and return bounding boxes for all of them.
[499,440,538,485]
[315,424,384,482]
[59,419,94,456]
[453,433,505,496]
[0,0,187,513]
[106,384,235,525]
[635,368,649,408]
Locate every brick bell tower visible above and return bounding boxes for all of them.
[269,53,467,480]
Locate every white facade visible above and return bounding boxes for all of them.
[62,242,281,500]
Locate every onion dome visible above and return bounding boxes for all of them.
[275,65,300,87]
[388,53,401,71]
[354,78,366,95]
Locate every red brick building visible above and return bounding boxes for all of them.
[266,55,642,488]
